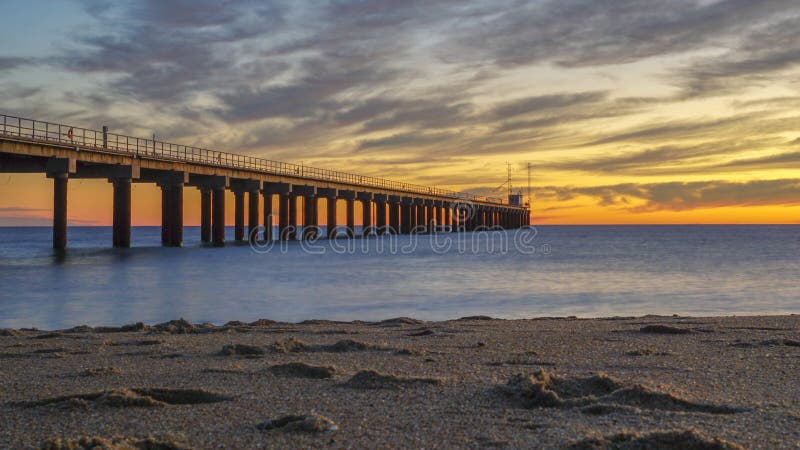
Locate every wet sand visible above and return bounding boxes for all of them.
[1,315,799,449]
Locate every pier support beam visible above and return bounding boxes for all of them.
[248,191,259,241]
[111,178,131,248]
[262,193,273,241]
[159,183,183,247]
[278,194,291,240]
[444,205,452,232]
[52,173,68,250]
[345,199,355,238]
[434,203,442,232]
[425,201,435,233]
[212,187,225,246]
[374,194,388,235]
[288,194,298,240]
[388,196,401,234]
[415,203,425,233]
[357,192,373,237]
[200,189,211,243]
[303,196,318,240]
[234,190,245,241]
[327,197,337,238]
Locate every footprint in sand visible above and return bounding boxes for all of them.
[566,427,744,449]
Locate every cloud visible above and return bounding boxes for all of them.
[537,179,800,212]
[0,57,30,71]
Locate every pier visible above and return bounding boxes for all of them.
[0,114,530,249]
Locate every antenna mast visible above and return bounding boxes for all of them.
[505,162,513,198]
[527,162,531,208]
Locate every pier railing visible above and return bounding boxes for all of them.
[0,113,506,204]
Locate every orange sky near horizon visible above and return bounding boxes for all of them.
[2,2,800,226]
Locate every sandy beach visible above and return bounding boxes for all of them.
[1,314,798,449]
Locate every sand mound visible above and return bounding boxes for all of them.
[82,367,122,377]
[21,388,231,408]
[640,325,691,335]
[257,414,338,433]
[220,344,265,356]
[455,315,496,321]
[93,322,150,333]
[1,328,23,337]
[152,319,196,334]
[343,370,442,390]
[249,319,277,327]
[268,362,337,379]
[733,338,800,348]
[322,339,389,352]
[378,317,424,326]
[269,337,312,353]
[567,427,744,449]
[40,434,190,449]
[407,329,436,336]
[500,370,740,413]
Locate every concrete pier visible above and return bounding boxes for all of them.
[200,189,211,243]
[52,173,68,249]
[212,187,225,246]
[0,113,528,249]
[111,178,131,248]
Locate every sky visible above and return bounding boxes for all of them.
[1,0,800,225]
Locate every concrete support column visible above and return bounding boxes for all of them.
[288,194,298,240]
[444,206,452,232]
[303,196,318,240]
[376,201,387,235]
[171,185,183,246]
[111,178,131,248]
[248,191,259,240]
[401,204,412,234]
[426,204,435,233]
[327,197,337,239]
[415,204,425,233]
[262,193,273,241]
[200,189,211,243]
[434,206,442,232]
[212,187,225,246]
[52,174,68,250]
[278,194,291,240]
[345,198,355,238]
[234,191,245,241]
[389,202,400,234]
[362,200,372,236]
[161,187,171,245]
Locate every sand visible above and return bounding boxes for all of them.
[0,314,798,449]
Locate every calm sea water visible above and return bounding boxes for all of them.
[0,225,798,329]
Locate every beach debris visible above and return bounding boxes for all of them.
[257,414,338,433]
[269,337,312,353]
[268,362,337,379]
[640,325,691,335]
[499,370,741,413]
[566,427,744,449]
[343,370,442,390]
[40,433,191,449]
[81,367,122,377]
[19,388,231,408]
[220,344,265,356]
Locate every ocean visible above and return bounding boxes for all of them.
[0,225,798,329]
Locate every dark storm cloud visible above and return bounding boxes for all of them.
[675,16,800,98]
[537,179,800,212]
[0,57,30,71]
[446,0,799,68]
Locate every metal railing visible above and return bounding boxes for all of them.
[0,113,507,205]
